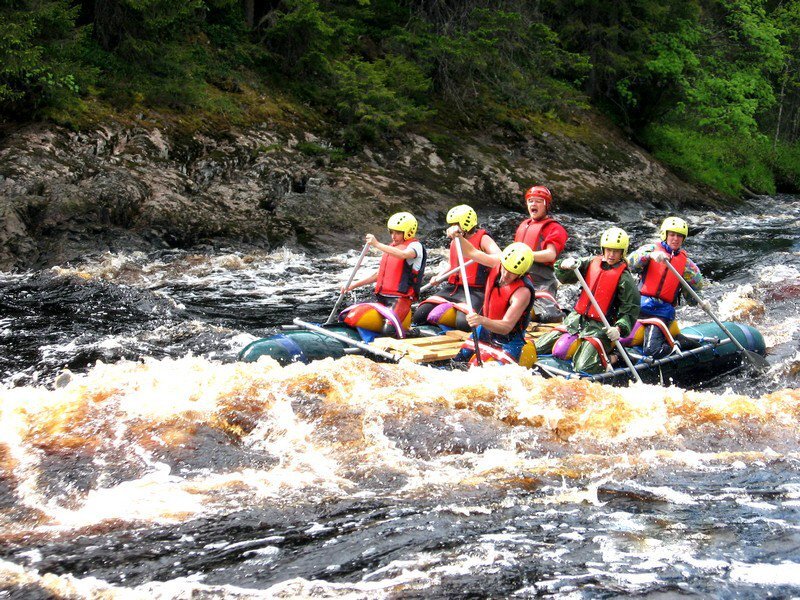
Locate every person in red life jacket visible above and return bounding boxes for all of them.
[455,242,536,362]
[412,204,501,331]
[627,216,707,358]
[534,227,640,374]
[342,212,427,334]
[514,185,569,299]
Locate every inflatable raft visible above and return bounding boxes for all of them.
[238,317,766,388]
[533,320,766,387]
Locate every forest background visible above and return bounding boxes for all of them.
[1,0,799,199]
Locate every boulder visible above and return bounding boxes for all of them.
[0,116,723,270]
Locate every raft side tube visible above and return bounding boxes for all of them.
[533,321,766,387]
[681,321,766,356]
[238,325,361,365]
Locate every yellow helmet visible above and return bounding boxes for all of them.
[387,212,418,240]
[446,204,478,232]
[660,216,689,240]
[600,227,630,254]
[501,242,534,275]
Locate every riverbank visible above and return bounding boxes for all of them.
[0,110,724,271]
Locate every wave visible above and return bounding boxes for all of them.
[1,356,797,533]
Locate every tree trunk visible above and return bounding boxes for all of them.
[93,0,130,51]
[243,0,255,28]
[774,67,787,151]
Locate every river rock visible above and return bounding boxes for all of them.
[0,115,721,270]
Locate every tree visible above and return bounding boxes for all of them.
[92,0,205,55]
[0,1,80,119]
[768,0,800,144]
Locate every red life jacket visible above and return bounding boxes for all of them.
[375,238,426,299]
[573,257,627,322]
[447,229,491,287]
[482,265,536,337]
[514,218,559,267]
[639,247,688,305]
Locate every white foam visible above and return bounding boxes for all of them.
[729,561,800,585]
[47,470,208,528]
[627,483,697,505]
[558,531,585,541]
[604,510,648,532]
[735,498,777,511]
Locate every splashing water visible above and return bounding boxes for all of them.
[0,196,799,597]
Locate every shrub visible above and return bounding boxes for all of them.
[331,55,432,147]
[641,124,781,196]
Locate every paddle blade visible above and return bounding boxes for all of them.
[743,349,769,371]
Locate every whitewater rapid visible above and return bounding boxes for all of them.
[1,196,798,597]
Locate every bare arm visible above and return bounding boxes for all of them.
[480,234,502,257]
[466,287,530,335]
[449,226,501,268]
[533,243,557,265]
[367,233,417,260]
[343,269,378,292]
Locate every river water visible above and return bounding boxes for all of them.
[0,196,798,598]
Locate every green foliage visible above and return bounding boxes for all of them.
[331,55,432,147]
[259,0,342,80]
[93,0,205,56]
[1,0,798,196]
[203,0,250,49]
[766,0,800,146]
[256,1,589,141]
[547,0,786,136]
[685,68,774,134]
[677,0,783,135]
[0,1,81,119]
[541,0,799,192]
[258,0,435,146]
[398,9,589,122]
[72,0,265,116]
[296,140,346,162]
[542,0,688,125]
[642,124,784,196]
[769,140,800,190]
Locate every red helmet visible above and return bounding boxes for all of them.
[524,186,552,209]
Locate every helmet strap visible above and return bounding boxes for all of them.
[660,240,679,255]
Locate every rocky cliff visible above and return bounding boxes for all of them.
[0,113,717,270]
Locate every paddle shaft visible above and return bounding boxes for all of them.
[325,242,370,324]
[661,259,766,367]
[573,267,643,383]
[293,318,401,362]
[419,260,475,293]
[455,238,482,366]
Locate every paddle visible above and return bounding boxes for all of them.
[454,237,483,366]
[293,318,402,362]
[662,259,768,370]
[325,242,370,325]
[419,260,475,294]
[573,267,643,384]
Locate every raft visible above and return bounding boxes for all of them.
[533,320,766,387]
[238,320,466,365]
[238,318,766,388]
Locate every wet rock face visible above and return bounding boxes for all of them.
[0,118,713,270]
